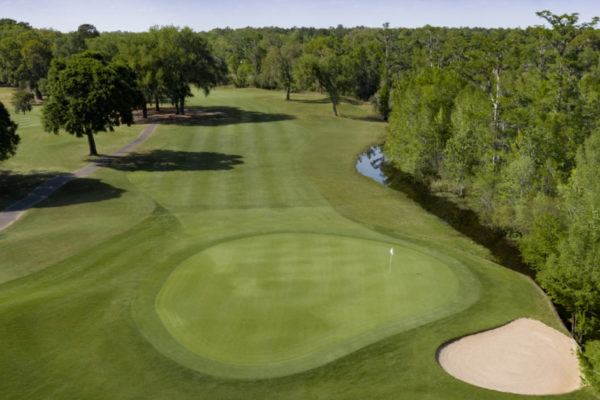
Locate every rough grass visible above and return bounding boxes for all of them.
[0,87,144,209]
[0,88,594,399]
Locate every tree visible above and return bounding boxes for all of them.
[263,42,301,100]
[11,89,34,113]
[538,129,600,342]
[385,67,463,178]
[373,83,391,121]
[380,22,392,85]
[0,19,32,85]
[115,32,163,118]
[77,24,99,40]
[42,52,142,156]
[296,37,346,117]
[53,24,100,59]
[152,26,227,115]
[0,101,19,161]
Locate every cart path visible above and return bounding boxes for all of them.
[0,124,158,232]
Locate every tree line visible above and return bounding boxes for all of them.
[1,13,600,390]
[0,19,227,155]
[381,11,600,388]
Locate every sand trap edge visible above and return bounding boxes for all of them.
[437,318,582,395]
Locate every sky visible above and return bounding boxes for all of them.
[2,0,600,32]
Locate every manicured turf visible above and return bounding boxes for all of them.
[154,233,477,378]
[0,87,144,209]
[0,88,594,399]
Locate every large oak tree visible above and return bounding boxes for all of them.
[42,52,142,156]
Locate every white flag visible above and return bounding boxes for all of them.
[390,248,394,256]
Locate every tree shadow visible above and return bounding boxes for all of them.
[0,170,63,210]
[35,178,126,208]
[291,97,331,104]
[1,170,126,212]
[96,150,244,172]
[378,161,535,279]
[344,115,384,123]
[291,96,364,106]
[134,106,294,127]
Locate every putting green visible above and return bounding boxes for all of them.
[153,232,476,378]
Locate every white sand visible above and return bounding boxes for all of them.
[438,318,581,395]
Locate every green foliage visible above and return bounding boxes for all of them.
[42,52,142,155]
[378,13,600,388]
[386,68,463,179]
[580,340,600,391]
[538,130,600,342]
[145,26,226,114]
[373,83,390,121]
[53,24,99,59]
[11,89,34,113]
[0,100,19,160]
[519,213,565,269]
[343,37,382,100]
[296,38,346,116]
[262,42,301,100]
[443,86,490,186]
[0,21,55,97]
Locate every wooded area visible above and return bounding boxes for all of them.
[1,11,600,390]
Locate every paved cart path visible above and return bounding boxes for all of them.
[0,124,158,232]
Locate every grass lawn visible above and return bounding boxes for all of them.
[0,88,594,399]
[0,87,144,209]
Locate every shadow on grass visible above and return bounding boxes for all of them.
[0,170,63,210]
[136,106,294,127]
[36,178,126,208]
[356,148,535,278]
[291,96,364,106]
[1,170,126,211]
[378,162,534,279]
[96,150,244,172]
[344,115,384,123]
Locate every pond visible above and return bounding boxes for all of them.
[355,146,388,185]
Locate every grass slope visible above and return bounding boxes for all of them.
[0,88,593,399]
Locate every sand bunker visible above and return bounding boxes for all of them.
[438,318,581,395]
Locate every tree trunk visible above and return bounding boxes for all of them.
[331,100,338,117]
[286,83,290,101]
[384,38,389,85]
[34,87,43,101]
[142,103,148,119]
[179,97,185,115]
[86,132,98,156]
[174,101,180,115]
[155,95,160,111]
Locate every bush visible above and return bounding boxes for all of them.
[580,340,600,392]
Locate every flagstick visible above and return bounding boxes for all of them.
[388,247,394,273]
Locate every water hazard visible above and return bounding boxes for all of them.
[355,147,387,185]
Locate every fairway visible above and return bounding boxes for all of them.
[0,88,593,399]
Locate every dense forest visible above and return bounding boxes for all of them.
[1,11,600,390]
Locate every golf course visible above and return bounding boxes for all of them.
[0,87,594,399]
